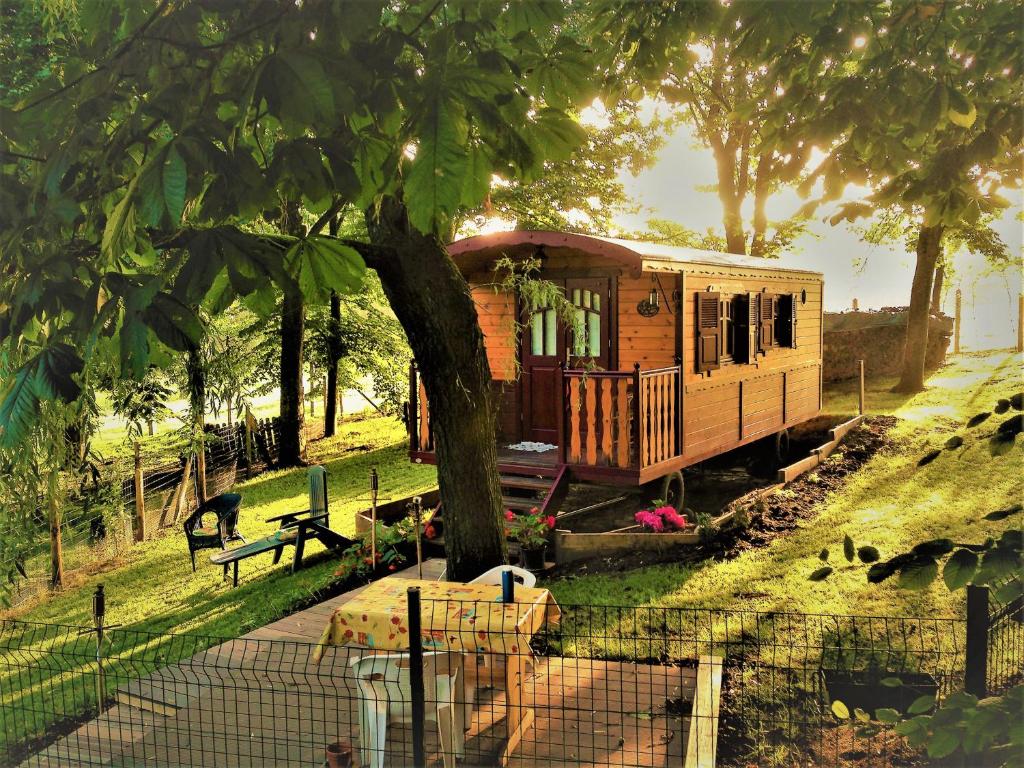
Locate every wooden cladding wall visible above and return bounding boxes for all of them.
[617,275,677,371]
[682,273,822,387]
[470,285,517,381]
[564,372,633,468]
[741,373,784,440]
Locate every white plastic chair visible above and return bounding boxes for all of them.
[349,651,466,768]
[468,564,537,589]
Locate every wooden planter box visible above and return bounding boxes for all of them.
[554,509,738,565]
[353,488,441,534]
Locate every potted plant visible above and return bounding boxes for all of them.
[505,507,555,572]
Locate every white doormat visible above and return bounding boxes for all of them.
[505,441,557,453]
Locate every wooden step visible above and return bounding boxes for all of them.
[496,461,561,478]
[500,475,554,492]
[502,496,541,512]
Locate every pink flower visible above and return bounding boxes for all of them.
[530,507,540,515]
[634,510,664,532]
[663,511,687,530]
[545,515,556,529]
[652,505,686,531]
[504,509,515,521]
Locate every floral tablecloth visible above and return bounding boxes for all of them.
[313,578,560,662]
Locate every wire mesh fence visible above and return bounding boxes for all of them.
[2,585,1002,768]
[986,577,1024,696]
[0,418,285,612]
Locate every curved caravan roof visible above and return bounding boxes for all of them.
[448,230,822,277]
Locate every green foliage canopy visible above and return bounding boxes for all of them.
[0,0,609,446]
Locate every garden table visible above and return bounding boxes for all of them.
[313,577,560,765]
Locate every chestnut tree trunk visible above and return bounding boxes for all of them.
[278,201,306,466]
[365,198,506,580]
[895,224,944,393]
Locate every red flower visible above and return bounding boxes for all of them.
[504,509,515,521]
[530,507,540,515]
[424,525,436,540]
[545,515,556,529]
[388,564,397,571]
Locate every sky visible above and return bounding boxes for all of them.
[609,117,1023,351]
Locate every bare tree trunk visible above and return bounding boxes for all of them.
[186,346,207,500]
[895,224,944,393]
[365,198,506,580]
[324,290,342,438]
[749,153,772,257]
[278,201,306,466]
[711,140,747,255]
[930,263,945,314]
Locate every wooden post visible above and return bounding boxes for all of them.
[48,471,64,588]
[196,439,207,504]
[412,495,423,579]
[965,585,989,698]
[632,363,642,469]
[244,407,254,479]
[857,360,865,416]
[954,289,962,355]
[1017,293,1023,353]
[133,442,146,542]
[369,467,379,567]
[408,361,418,452]
[555,363,566,465]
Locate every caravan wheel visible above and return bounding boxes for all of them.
[659,471,685,513]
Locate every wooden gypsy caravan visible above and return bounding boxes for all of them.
[408,230,824,515]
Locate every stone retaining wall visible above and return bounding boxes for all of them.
[823,309,952,382]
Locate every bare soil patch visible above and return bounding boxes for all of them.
[548,416,897,577]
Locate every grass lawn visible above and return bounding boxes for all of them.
[2,351,1020,756]
[1,414,435,754]
[548,350,1023,624]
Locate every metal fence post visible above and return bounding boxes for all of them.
[407,586,426,768]
[93,584,106,705]
[965,584,989,697]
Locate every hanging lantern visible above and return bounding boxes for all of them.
[637,276,661,317]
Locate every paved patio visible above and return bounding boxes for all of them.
[21,559,704,767]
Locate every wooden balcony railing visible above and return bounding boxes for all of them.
[561,369,634,468]
[409,361,683,473]
[408,363,432,453]
[636,365,681,468]
[561,364,682,471]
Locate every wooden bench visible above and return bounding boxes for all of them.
[210,517,353,587]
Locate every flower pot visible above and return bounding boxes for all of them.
[519,544,547,572]
[326,740,357,768]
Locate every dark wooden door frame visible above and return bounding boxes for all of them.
[519,279,566,444]
[516,274,617,446]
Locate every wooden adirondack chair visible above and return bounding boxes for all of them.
[264,465,350,569]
